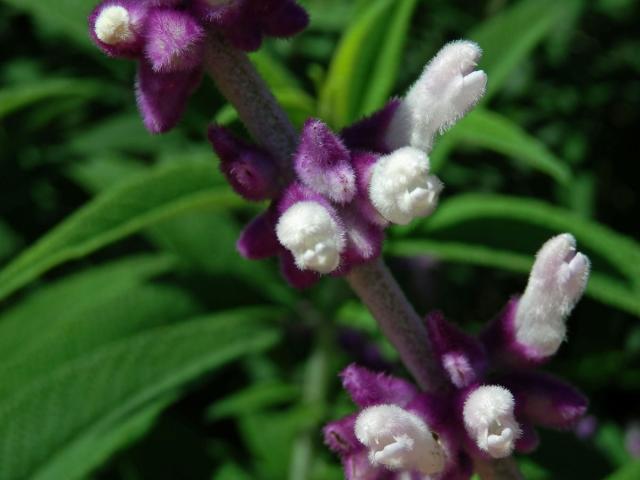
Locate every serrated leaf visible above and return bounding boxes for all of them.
[433,109,571,184]
[0,308,282,480]
[0,162,244,301]
[0,79,101,118]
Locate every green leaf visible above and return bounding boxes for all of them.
[421,194,640,285]
[470,0,581,100]
[433,109,572,184]
[0,0,97,46]
[359,0,418,116]
[0,162,244,301]
[0,79,101,119]
[0,309,282,480]
[39,393,177,480]
[0,255,176,361]
[605,461,640,480]
[387,239,640,315]
[206,381,300,421]
[319,0,394,128]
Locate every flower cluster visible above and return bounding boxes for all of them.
[324,234,591,479]
[88,0,308,133]
[209,41,487,287]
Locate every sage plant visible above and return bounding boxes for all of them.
[88,1,591,478]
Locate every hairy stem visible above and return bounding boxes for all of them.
[203,33,521,479]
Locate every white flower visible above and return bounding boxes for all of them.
[355,404,445,475]
[94,6,134,45]
[369,147,443,225]
[275,201,345,274]
[515,234,590,357]
[463,385,521,458]
[386,40,487,153]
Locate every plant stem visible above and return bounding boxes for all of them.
[203,33,521,479]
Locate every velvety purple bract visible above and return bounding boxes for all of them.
[191,0,309,51]
[135,60,202,133]
[208,125,280,200]
[144,9,205,72]
[341,363,418,408]
[426,312,488,388]
[295,120,356,204]
[341,100,400,154]
[237,210,281,259]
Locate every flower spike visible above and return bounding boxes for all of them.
[386,40,487,153]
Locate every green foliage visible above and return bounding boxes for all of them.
[0,0,637,478]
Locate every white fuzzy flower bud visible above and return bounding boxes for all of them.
[463,386,521,458]
[515,234,590,357]
[355,404,445,475]
[276,201,345,274]
[94,6,134,45]
[369,147,443,225]
[386,40,487,153]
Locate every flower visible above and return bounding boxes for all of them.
[325,235,591,474]
[89,0,309,133]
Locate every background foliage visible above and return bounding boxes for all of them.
[0,0,638,478]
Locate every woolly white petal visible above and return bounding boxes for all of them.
[275,201,345,274]
[463,386,521,458]
[95,6,134,45]
[515,234,590,357]
[355,404,445,475]
[386,40,487,153]
[369,147,443,225]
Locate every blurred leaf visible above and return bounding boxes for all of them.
[206,381,299,421]
[0,79,101,119]
[0,221,20,261]
[420,194,640,286]
[605,461,640,480]
[212,463,252,480]
[360,0,418,116]
[387,238,639,315]
[239,405,324,479]
[433,109,572,184]
[0,309,282,480]
[319,0,394,128]
[470,0,581,100]
[0,162,244,301]
[595,422,632,467]
[0,0,96,46]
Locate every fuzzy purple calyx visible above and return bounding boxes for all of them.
[208,125,280,201]
[295,119,357,204]
[135,60,202,134]
[144,9,205,73]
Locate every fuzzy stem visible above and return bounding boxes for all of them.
[345,258,444,391]
[203,33,521,479]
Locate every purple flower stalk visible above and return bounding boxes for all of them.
[210,41,486,287]
[89,0,309,133]
[324,235,591,479]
